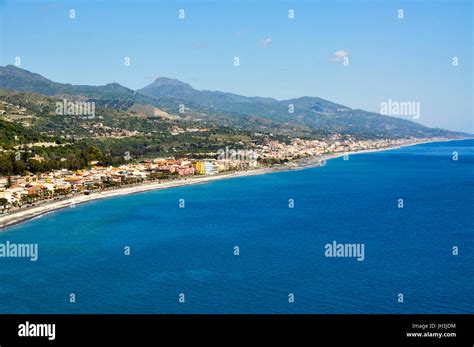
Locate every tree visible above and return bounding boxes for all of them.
[0,198,9,211]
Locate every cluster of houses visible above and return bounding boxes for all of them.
[0,157,256,209]
[257,136,416,160]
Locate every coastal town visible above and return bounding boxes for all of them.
[0,136,440,213]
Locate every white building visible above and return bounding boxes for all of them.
[204,161,217,175]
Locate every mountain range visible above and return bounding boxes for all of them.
[0,65,467,139]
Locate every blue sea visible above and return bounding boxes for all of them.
[0,140,473,313]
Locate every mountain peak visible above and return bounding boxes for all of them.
[4,64,21,70]
[4,64,26,71]
[137,77,196,100]
[103,82,130,89]
[151,77,194,89]
[0,65,137,98]
[1,65,49,79]
[0,65,58,94]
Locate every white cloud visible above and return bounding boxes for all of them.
[261,37,273,48]
[332,49,349,61]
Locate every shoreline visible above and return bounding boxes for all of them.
[0,138,462,230]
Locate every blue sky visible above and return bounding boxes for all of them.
[0,0,472,132]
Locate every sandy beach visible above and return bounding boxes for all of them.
[0,168,274,230]
[0,138,453,230]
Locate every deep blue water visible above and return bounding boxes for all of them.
[0,140,473,313]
